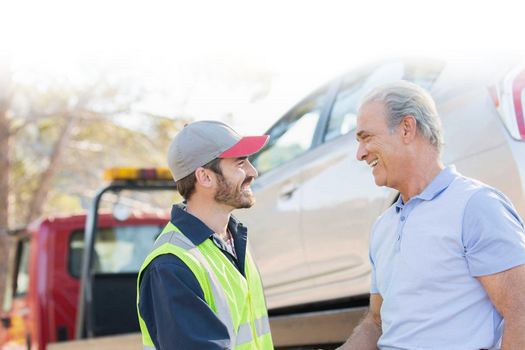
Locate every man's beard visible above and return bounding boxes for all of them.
[214,174,255,209]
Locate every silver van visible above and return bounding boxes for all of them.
[235,57,525,347]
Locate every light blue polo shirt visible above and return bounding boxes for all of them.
[370,166,525,350]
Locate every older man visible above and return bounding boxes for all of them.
[340,81,525,350]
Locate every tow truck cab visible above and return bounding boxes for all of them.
[0,168,175,350]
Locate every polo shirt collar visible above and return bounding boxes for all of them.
[394,195,405,213]
[417,165,458,201]
[395,165,458,213]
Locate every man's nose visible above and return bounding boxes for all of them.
[245,159,258,178]
[356,142,367,161]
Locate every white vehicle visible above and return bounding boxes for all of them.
[235,57,525,347]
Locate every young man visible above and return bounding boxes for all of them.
[340,81,525,350]
[137,120,274,350]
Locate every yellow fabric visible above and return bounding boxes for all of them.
[136,224,215,346]
[137,222,273,349]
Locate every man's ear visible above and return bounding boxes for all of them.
[400,115,417,143]
[194,167,214,188]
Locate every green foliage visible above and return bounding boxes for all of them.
[46,191,83,216]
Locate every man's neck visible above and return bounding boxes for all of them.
[186,199,231,239]
[398,153,444,203]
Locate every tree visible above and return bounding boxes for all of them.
[0,57,14,308]
[0,57,13,227]
[0,63,159,305]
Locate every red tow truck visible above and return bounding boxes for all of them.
[0,168,176,350]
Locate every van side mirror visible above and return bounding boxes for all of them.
[1,316,11,329]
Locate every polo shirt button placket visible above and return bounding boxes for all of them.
[396,208,409,251]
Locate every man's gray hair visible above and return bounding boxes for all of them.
[361,81,444,152]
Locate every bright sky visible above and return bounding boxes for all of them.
[2,0,524,134]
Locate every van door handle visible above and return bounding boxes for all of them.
[280,183,298,199]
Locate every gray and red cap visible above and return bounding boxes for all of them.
[167,120,269,181]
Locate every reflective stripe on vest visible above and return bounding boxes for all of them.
[255,315,271,337]
[235,322,253,346]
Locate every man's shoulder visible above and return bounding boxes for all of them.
[447,174,521,226]
[464,186,522,223]
[449,172,487,190]
[444,172,500,201]
[140,253,203,293]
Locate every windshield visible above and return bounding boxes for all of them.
[69,225,161,277]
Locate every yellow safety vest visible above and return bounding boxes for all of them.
[137,222,274,350]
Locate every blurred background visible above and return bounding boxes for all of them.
[1,1,524,348]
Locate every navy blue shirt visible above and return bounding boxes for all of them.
[138,204,249,350]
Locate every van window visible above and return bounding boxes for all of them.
[324,62,405,142]
[252,88,327,174]
[69,225,161,278]
[324,76,366,142]
[324,60,444,142]
[403,60,445,91]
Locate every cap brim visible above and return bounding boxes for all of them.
[219,135,269,158]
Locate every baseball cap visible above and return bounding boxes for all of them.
[167,120,269,181]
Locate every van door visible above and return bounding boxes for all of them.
[237,86,331,309]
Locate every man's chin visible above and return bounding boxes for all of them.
[373,177,386,187]
[235,197,255,209]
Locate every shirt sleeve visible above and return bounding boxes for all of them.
[138,254,230,350]
[463,187,525,277]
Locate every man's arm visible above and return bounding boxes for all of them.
[462,188,525,349]
[338,293,382,350]
[477,264,525,350]
[139,254,230,350]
